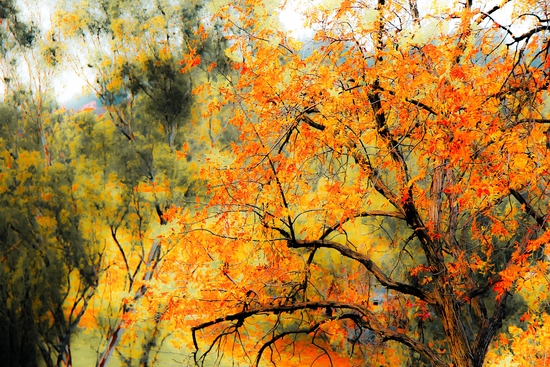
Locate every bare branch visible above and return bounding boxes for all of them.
[513,118,550,125]
[254,323,322,367]
[288,240,432,302]
[192,300,446,367]
[299,114,326,131]
[510,189,548,227]
[508,25,550,45]
[320,210,406,239]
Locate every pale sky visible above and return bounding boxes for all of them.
[32,0,535,104]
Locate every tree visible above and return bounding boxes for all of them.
[53,1,232,365]
[0,3,103,366]
[169,1,550,366]
[0,94,103,367]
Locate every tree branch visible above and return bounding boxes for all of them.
[288,240,432,302]
[299,114,326,131]
[320,210,406,239]
[254,322,322,367]
[368,83,410,183]
[298,113,406,221]
[510,189,547,227]
[508,25,550,45]
[192,300,446,367]
[460,276,500,305]
[471,293,508,367]
[372,84,438,116]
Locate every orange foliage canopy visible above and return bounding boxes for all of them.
[165,0,550,366]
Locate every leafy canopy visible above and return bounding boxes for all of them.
[165,0,550,367]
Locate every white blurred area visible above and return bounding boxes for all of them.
[53,70,89,104]
[0,0,537,105]
[0,0,90,105]
[278,0,315,40]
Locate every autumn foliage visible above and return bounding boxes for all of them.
[4,0,550,366]
[162,1,550,367]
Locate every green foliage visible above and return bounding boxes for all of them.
[0,104,103,367]
[0,0,38,50]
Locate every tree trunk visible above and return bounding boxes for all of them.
[96,240,160,367]
[437,289,474,367]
